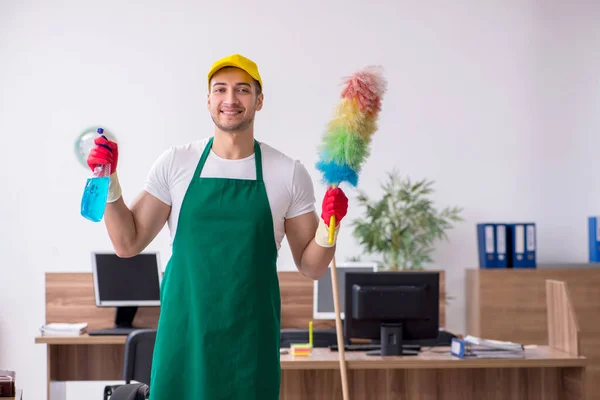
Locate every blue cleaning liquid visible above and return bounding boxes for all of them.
[81,176,110,222]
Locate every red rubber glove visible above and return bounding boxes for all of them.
[321,187,348,227]
[87,136,118,174]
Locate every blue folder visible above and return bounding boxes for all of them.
[507,223,536,268]
[588,217,600,262]
[476,223,507,268]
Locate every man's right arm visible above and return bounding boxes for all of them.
[88,135,171,258]
[104,192,170,258]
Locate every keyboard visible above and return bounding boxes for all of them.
[329,344,381,352]
[329,344,422,352]
[88,328,137,336]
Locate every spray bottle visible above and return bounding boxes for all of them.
[81,128,111,222]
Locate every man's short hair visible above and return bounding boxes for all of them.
[253,79,262,96]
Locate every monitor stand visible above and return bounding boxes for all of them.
[88,306,145,336]
[114,306,139,329]
[366,322,420,356]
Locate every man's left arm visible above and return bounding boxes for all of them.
[285,187,348,280]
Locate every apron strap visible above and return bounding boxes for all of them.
[254,139,263,182]
[193,137,214,182]
[194,137,263,182]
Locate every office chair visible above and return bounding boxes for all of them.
[108,384,149,400]
[104,329,156,400]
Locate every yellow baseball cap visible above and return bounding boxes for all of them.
[207,54,262,91]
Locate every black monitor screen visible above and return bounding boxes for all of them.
[344,271,439,343]
[93,253,161,306]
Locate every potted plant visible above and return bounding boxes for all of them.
[351,170,463,271]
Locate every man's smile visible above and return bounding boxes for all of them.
[221,109,243,115]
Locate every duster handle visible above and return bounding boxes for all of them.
[328,215,336,245]
[330,254,350,399]
[328,183,338,245]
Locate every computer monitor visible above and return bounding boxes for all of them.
[344,271,439,356]
[313,261,378,319]
[91,252,162,334]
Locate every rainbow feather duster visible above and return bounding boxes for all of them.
[316,65,387,187]
[316,66,387,240]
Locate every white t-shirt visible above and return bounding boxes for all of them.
[143,137,316,251]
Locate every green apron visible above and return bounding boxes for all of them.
[149,137,281,400]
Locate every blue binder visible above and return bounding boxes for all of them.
[588,217,600,262]
[451,338,468,358]
[476,223,507,268]
[507,223,536,268]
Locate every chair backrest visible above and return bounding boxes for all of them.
[123,329,157,384]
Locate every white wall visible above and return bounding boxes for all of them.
[1,0,599,398]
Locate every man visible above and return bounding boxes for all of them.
[87,54,349,399]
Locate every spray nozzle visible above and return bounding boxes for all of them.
[96,127,112,153]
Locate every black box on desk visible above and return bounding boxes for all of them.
[0,370,15,397]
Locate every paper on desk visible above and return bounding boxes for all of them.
[464,335,524,351]
[40,322,88,336]
[466,349,525,359]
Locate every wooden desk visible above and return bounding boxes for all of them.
[35,334,127,386]
[34,335,586,400]
[466,268,600,400]
[280,347,586,399]
[37,271,447,400]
